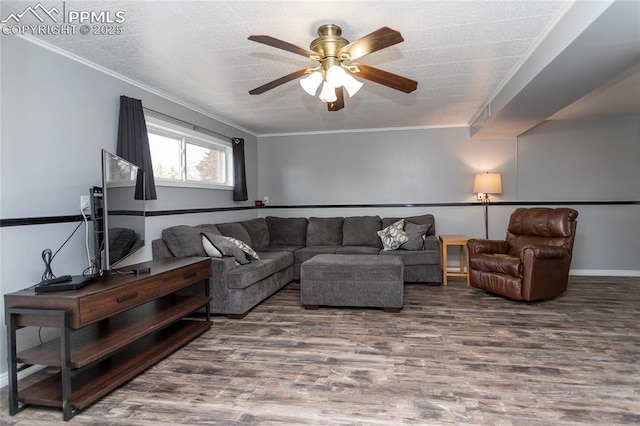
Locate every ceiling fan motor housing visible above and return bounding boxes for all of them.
[310,24,349,60]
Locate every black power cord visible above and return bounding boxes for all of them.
[40,219,84,281]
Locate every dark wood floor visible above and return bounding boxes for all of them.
[2,276,639,425]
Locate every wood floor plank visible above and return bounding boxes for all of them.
[2,276,639,425]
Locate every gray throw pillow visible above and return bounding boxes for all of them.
[400,222,431,250]
[201,232,249,264]
[202,235,223,258]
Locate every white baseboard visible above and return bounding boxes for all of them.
[446,267,640,277]
[570,269,640,277]
[0,364,47,389]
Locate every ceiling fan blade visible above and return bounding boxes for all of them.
[248,35,318,59]
[328,87,345,111]
[352,63,418,93]
[249,69,308,95]
[339,27,404,61]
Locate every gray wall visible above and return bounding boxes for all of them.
[0,36,258,378]
[257,118,640,273]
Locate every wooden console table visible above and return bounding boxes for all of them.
[4,257,212,421]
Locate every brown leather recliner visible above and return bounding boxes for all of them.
[467,208,578,301]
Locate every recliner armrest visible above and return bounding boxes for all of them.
[523,245,568,259]
[467,239,509,255]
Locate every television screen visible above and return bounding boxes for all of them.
[100,149,146,271]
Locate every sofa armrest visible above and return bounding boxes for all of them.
[467,239,509,255]
[423,235,440,251]
[205,256,236,280]
[152,238,173,259]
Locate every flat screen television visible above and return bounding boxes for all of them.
[92,149,146,273]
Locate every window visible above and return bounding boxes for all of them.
[146,115,233,189]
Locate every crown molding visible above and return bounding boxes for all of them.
[259,123,468,138]
[16,34,258,137]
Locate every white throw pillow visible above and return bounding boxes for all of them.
[377,219,408,251]
[202,235,223,258]
[223,236,261,261]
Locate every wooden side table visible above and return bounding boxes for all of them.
[439,235,470,286]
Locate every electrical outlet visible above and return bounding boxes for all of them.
[263,196,269,205]
[80,195,91,211]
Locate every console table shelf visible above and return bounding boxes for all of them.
[18,319,210,411]
[5,257,212,421]
[16,295,210,368]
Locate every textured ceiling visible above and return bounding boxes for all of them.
[2,0,578,134]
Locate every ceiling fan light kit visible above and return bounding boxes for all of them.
[248,24,418,111]
[300,71,323,96]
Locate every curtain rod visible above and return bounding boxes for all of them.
[143,107,236,142]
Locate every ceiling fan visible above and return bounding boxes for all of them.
[248,24,418,111]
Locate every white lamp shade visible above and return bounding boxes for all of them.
[341,73,363,97]
[325,65,346,87]
[300,71,323,96]
[319,81,337,103]
[473,172,503,194]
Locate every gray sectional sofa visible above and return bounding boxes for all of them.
[152,214,442,318]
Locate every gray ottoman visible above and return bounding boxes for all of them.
[300,254,404,312]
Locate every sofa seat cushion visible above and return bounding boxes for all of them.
[306,217,344,246]
[336,246,381,255]
[379,248,440,266]
[342,216,382,248]
[294,246,340,263]
[260,244,304,253]
[256,251,294,270]
[227,251,294,290]
[470,253,522,277]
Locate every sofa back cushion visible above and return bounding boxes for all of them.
[266,216,308,246]
[196,224,222,235]
[216,222,253,246]
[342,216,382,247]
[241,218,270,250]
[162,225,209,257]
[306,217,344,246]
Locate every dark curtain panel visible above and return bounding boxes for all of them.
[116,95,157,200]
[232,138,248,201]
